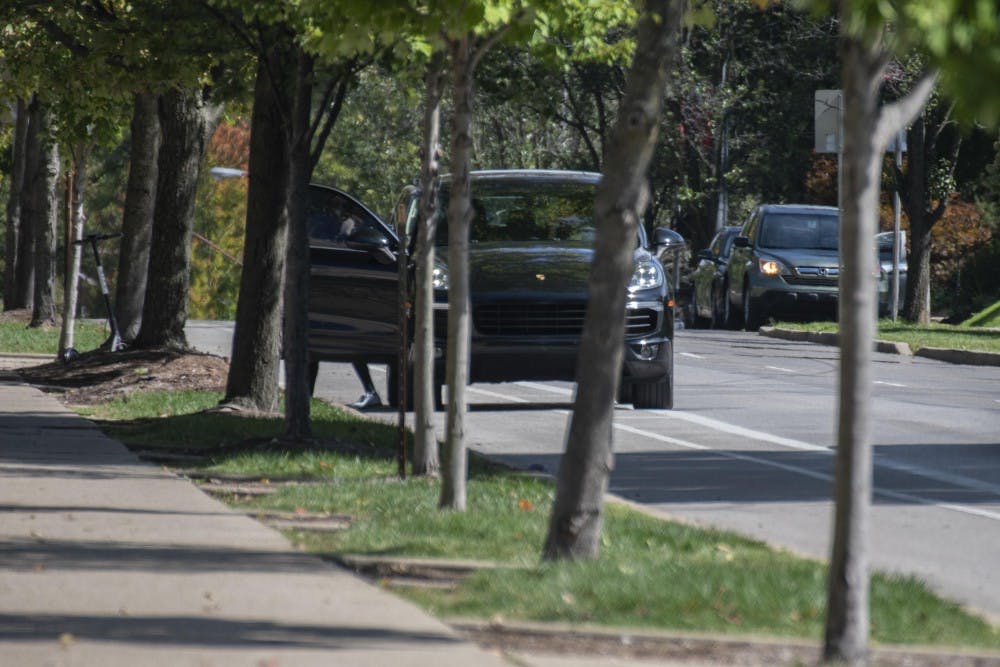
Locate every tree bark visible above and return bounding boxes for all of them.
[543,0,682,560]
[115,92,160,342]
[440,34,475,511]
[224,40,294,412]
[413,54,445,477]
[135,87,221,350]
[4,97,29,312]
[823,22,935,664]
[26,98,60,328]
[58,147,89,356]
[283,47,315,440]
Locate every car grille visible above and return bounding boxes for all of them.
[429,302,661,337]
[785,266,838,287]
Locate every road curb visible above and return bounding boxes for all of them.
[449,617,1000,667]
[758,327,1000,366]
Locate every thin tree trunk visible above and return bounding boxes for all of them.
[15,95,40,313]
[224,43,293,412]
[413,54,445,477]
[4,97,29,312]
[823,21,935,663]
[900,116,931,324]
[58,147,88,356]
[283,47,315,440]
[115,92,160,342]
[135,87,221,350]
[543,0,682,561]
[440,34,475,510]
[27,98,59,328]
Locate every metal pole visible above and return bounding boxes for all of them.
[891,130,903,321]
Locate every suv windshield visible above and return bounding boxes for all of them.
[437,179,596,245]
[758,212,839,250]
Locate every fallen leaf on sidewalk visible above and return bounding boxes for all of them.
[58,633,75,647]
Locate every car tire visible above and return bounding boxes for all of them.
[710,286,725,329]
[631,340,673,410]
[617,380,634,405]
[722,281,738,329]
[742,284,763,331]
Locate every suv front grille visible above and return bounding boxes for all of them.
[786,266,838,287]
[474,302,587,336]
[464,302,659,337]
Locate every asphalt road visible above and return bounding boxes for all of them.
[186,321,1000,621]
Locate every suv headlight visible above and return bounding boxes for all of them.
[628,260,664,292]
[432,263,449,290]
[757,257,787,277]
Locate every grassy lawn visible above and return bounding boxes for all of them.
[0,319,108,355]
[85,389,1000,651]
[964,300,1000,328]
[773,319,1000,353]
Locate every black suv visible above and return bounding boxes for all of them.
[306,170,683,409]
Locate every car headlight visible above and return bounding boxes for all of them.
[757,257,787,276]
[432,263,449,290]
[628,260,664,292]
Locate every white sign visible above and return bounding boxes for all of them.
[814,89,842,154]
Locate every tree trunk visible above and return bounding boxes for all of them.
[224,41,294,412]
[413,54,445,477]
[27,98,60,328]
[824,35,882,666]
[115,92,160,342]
[900,116,932,324]
[4,97,29,312]
[543,0,682,560]
[135,87,222,350]
[440,34,475,511]
[58,147,88,356]
[283,47,315,440]
[823,22,935,664]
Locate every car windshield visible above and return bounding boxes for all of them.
[437,179,596,245]
[758,213,838,250]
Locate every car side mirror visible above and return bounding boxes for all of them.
[652,227,685,251]
[346,228,396,265]
[733,236,750,248]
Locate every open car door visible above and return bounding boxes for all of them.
[307,184,400,365]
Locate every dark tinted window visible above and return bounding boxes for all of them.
[307,188,387,248]
[437,179,597,245]
[759,213,838,250]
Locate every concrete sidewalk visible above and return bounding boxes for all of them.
[0,375,512,667]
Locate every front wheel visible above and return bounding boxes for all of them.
[631,340,674,410]
[742,285,763,331]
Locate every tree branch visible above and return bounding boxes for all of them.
[875,69,938,148]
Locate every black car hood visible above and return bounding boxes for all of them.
[759,247,839,269]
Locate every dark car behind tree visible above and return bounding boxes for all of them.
[689,225,741,328]
[305,170,684,409]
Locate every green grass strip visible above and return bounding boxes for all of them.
[0,319,108,355]
[774,319,1000,353]
[88,389,1000,650]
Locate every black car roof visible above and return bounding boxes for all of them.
[759,204,838,215]
[442,169,603,184]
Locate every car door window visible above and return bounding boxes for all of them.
[308,188,389,249]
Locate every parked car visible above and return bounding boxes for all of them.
[723,204,904,330]
[306,170,686,409]
[724,204,841,330]
[876,231,908,316]
[689,225,741,328]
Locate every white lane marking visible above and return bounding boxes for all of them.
[659,411,829,453]
[614,421,1000,522]
[766,365,796,373]
[515,381,574,397]
[874,380,906,388]
[680,352,705,359]
[468,386,530,403]
[463,383,1000,518]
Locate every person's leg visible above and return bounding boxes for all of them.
[349,362,382,410]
